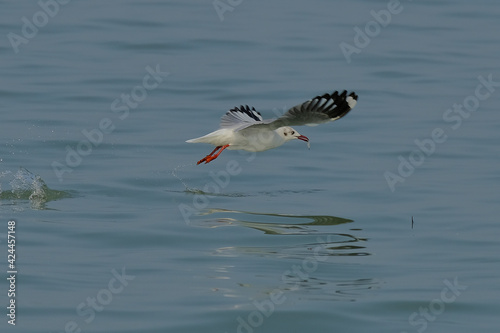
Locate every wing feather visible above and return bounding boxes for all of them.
[218,90,358,134]
[269,90,358,129]
[240,90,358,130]
[220,105,263,130]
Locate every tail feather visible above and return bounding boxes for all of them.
[186,129,232,146]
[186,136,207,144]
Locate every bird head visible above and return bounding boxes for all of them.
[278,126,309,143]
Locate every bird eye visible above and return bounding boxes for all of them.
[291,131,295,135]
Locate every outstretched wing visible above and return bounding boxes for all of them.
[264,90,358,129]
[219,105,264,130]
[219,90,358,133]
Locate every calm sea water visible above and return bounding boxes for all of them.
[1,0,499,332]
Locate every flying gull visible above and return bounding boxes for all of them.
[186,90,358,164]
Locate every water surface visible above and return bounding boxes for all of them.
[1,0,499,332]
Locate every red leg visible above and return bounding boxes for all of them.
[204,144,230,164]
[198,144,230,164]
[196,146,223,165]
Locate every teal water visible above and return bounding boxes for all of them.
[1,0,499,332]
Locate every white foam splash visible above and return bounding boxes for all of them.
[9,168,47,200]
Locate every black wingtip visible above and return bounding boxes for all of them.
[226,105,262,122]
[309,90,358,120]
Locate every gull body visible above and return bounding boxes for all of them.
[186,126,306,152]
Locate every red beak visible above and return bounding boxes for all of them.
[297,135,309,142]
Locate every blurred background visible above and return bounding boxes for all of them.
[1,0,499,332]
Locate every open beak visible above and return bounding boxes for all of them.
[297,135,309,142]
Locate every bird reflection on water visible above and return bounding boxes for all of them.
[190,208,378,302]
